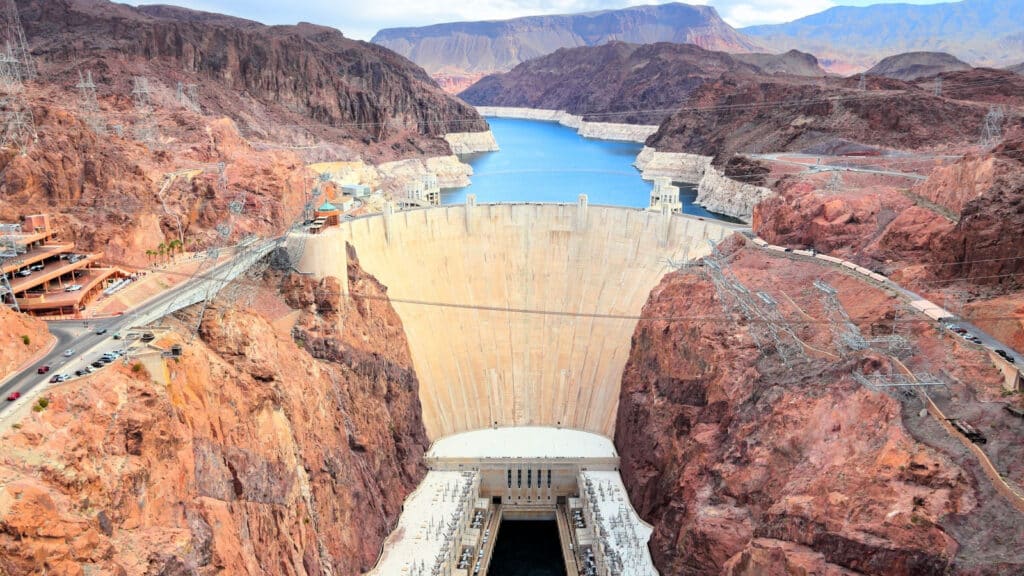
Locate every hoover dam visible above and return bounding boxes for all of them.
[295,197,741,574]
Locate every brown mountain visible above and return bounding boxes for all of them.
[1008,61,1024,74]
[460,42,824,125]
[866,51,972,80]
[371,2,759,80]
[646,74,1000,161]
[0,0,487,266]
[23,0,487,150]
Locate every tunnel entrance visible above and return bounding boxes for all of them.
[488,520,567,576]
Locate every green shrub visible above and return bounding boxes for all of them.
[132,362,145,373]
[37,397,48,409]
[20,334,29,346]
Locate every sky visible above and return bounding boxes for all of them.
[128,0,952,42]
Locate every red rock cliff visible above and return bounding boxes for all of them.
[0,252,428,575]
[614,241,1024,575]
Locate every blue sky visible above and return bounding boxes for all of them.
[127,0,952,41]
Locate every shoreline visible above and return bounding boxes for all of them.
[475,106,659,143]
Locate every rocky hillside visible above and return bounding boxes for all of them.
[23,0,487,150]
[460,42,824,125]
[0,0,488,267]
[372,2,758,79]
[866,51,972,81]
[646,74,996,161]
[743,0,1024,72]
[0,305,51,381]
[0,252,429,575]
[615,238,1024,575]
[1010,62,1024,74]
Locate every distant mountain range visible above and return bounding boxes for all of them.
[373,0,1024,83]
[460,42,824,124]
[371,3,756,76]
[743,0,1024,72]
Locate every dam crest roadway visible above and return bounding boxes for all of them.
[293,197,741,575]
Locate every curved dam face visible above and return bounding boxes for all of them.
[299,200,739,439]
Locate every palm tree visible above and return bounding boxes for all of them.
[157,243,166,261]
[145,249,154,261]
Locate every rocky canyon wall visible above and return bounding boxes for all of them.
[614,239,1024,575]
[0,254,428,575]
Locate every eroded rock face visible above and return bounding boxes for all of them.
[0,255,428,575]
[614,243,1022,575]
[0,305,51,379]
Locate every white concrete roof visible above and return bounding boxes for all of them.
[428,426,617,460]
[367,470,477,576]
[582,470,659,575]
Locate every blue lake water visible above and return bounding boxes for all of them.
[443,117,735,221]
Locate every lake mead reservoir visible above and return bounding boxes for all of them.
[444,117,734,221]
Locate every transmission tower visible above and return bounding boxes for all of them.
[857,73,866,91]
[131,76,158,144]
[0,222,22,311]
[981,105,1005,147]
[704,240,805,366]
[852,366,945,391]
[176,81,199,112]
[1,0,34,81]
[933,76,942,97]
[827,170,843,194]
[75,69,105,134]
[0,40,33,155]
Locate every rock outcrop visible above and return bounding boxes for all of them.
[443,131,500,155]
[865,52,972,81]
[0,305,51,381]
[373,3,758,76]
[614,241,1024,575]
[0,254,429,575]
[462,42,824,125]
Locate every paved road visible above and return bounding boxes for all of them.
[0,238,278,415]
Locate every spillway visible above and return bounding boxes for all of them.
[298,198,740,439]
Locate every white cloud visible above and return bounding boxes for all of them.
[714,0,837,28]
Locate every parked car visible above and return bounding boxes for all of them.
[112,332,122,340]
[91,361,104,368]
[6,392,21,401]
[995,349,1016,364]
[95,328,107,335]
[141,332,155,343]
[28,263,44,271]
[65,284,83,292]
[49,374,69,383]
[82,366,94,374]
[16,269,31,277]
[63,348,75,357]
[36,365,50,374]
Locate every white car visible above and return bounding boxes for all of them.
[63,348,75,357]
[65,284,83,292]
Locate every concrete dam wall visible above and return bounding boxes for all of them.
[298,200,740,439]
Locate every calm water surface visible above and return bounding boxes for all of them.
[443,117,734,221]
[488,520,566,576]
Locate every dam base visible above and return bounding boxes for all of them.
[367,427,658,576]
